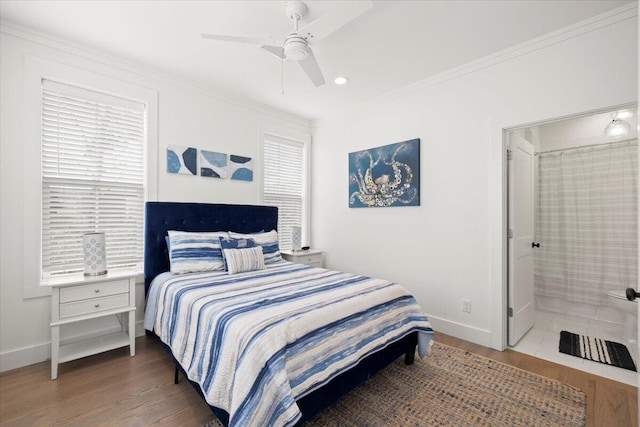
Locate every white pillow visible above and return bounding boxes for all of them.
[223,246,266,275]
[229,230,282,264]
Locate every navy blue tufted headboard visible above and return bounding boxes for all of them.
[144,202,278,293]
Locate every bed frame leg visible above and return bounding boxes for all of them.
[174,366,180,384]
[404,346,416,365]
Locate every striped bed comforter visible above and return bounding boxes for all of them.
[144,261,434,427]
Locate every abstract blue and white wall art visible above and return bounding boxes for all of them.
[230,155,253,181]
[349,138,420,208]
[167,145,197,175]
[200,150,227,178]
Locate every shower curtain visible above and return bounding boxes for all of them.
[535,140,638,307]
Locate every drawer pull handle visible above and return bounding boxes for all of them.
[94,289,100,293]
[94,304,100,308]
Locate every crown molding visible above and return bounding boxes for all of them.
[0,20,312,129]
[313,2,638,127]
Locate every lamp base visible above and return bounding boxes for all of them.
[84,270,108,277]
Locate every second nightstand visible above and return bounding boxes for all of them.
[281,249,323,268]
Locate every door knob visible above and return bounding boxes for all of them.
[626,288,640,301]
[531,242,540,248]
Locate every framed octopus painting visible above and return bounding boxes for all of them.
[348,138,420,208]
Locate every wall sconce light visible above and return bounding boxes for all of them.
[604,112,630,138]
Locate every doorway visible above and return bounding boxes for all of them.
[505,104,638,386]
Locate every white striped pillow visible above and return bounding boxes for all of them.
[168,230,228,273]
[223,246,266,275]
[228,230,282,264]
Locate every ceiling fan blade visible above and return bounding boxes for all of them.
[299,0,374,41]
[298,50,325,87]
[260,45,286,60]
[201,33,271,45]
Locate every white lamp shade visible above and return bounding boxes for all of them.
[83,232,107,276]
[291,226,302,251]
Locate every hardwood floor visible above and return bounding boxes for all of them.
[0,333,636,426]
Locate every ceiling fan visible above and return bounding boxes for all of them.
[201,0,374,87]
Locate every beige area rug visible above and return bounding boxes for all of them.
[204,341,586,427]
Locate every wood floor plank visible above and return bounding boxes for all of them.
[0,333,636,426]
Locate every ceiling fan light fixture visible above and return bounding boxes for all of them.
[604,112,631,138]
[201,0,374,88]
[616,110,633,119]
[284,36,309,61]
[334,76,349,85]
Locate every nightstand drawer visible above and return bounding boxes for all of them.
[298,254,322,264]
[60,279,129,303]
[60,293,129,318]
[281,250,323,267]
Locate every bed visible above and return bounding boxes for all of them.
[143,202,433,426]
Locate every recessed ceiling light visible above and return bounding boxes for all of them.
[334,76,349,85]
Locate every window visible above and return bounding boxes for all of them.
[41,80,145,276]
[263,134,307,250]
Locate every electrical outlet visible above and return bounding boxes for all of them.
[462,299,471,313]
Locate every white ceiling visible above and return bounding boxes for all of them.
[0,0,632,121]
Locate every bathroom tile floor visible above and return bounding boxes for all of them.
[511,310,638,387]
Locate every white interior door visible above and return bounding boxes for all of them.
[508,133,535,346]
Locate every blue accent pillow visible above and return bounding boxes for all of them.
[219,237,255,271]
[167,230,228,273]
[219,237,256,250]
[229,230,282,264]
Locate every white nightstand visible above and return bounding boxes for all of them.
[44,269,137,380]
[281,249,323,268]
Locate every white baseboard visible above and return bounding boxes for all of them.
[426,313,494,349]
[0,341,51,373]
[0,321,147,373]
[2,315,493,372]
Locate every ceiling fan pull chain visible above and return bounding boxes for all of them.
[281,59,285,95]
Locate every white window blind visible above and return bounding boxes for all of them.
[263,135,305,251]
[41,79,146,276]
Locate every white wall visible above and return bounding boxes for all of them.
[0,26,310,371]
[311,6,638,348]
